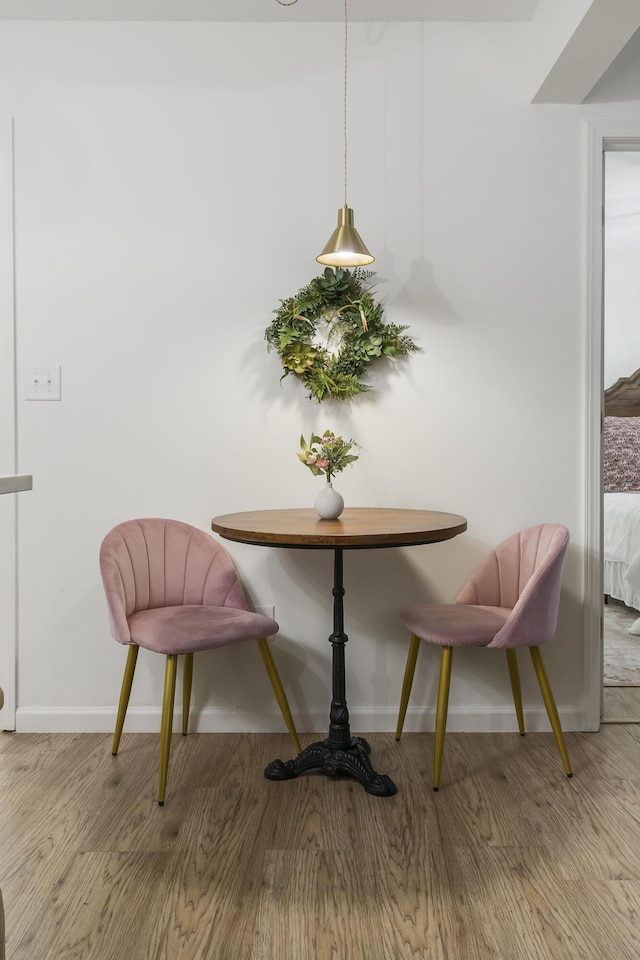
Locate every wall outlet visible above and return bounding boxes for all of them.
[25,365,61,401]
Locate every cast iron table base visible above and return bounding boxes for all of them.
[265,735,396,797]
[264,547,397,797]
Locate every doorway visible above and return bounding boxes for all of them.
[601,147,640,723]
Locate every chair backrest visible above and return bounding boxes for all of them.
[100,518,248,645]
[455,523,570,649]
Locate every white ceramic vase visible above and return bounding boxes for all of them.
[314,481,344,520]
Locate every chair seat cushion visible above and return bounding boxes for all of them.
[400,604,511,647]
[127,605,278,655]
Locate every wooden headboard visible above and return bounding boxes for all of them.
[605,368,640,417]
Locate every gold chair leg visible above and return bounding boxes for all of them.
[529,646,573,777]
[158,654,178,805]
[433,647,453,792]
[506,648,525,736]
[112,645,139,756]
[182,652,193,736]
[396,633,421,740]
[257,637,302,755]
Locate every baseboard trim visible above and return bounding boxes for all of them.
[13,704,585,735]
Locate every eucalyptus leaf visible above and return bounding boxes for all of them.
[265,267,420,402]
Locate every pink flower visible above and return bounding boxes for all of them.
[316,457,330,470]
[306,454,317,465]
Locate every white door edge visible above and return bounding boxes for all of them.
[584,120,640,731]
[0,116,17,730]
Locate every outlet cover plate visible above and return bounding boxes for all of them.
[25,365,61,400]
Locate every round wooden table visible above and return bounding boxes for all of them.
[211,507,467,796]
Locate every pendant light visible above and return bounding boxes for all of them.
[316,0,374,267]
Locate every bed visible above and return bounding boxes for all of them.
[603,368,640,632]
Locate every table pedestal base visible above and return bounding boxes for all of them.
[265,548,397,797]
[264,735,397,797]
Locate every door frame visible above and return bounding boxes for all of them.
[0,116,17,729]
[585,120,640,730]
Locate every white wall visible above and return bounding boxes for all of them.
[604,152,640,387]
[0,19,638,736]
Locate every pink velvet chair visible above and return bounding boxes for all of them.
[100,518,301,804]
[395,523,572,790]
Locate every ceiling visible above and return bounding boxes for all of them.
[0,0,636,107]
[0,0,540,22]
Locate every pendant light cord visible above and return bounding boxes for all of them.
[343,0,349,208]
[276,0,349,207]
[275,0,349,207]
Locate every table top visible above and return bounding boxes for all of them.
[211,507,467,550]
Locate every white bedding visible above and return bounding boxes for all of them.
[604,492,640,632]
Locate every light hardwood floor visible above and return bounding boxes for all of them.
[1,725,640,960]
[603,685,640,722]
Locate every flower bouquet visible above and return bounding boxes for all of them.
[297,430,359,519]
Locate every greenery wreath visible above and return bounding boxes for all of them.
[264,267,419,403]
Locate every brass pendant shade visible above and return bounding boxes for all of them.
[315,0,374,268]
[316,206,375,267]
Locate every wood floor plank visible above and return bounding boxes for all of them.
[251,851,319,960]
[145,785,275,960]
[347,784,494,960]
[603,686,640,722]
[2,728,640,960]
[10,851,171,960]
[454,844,640,960]
[265,776,354,852]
